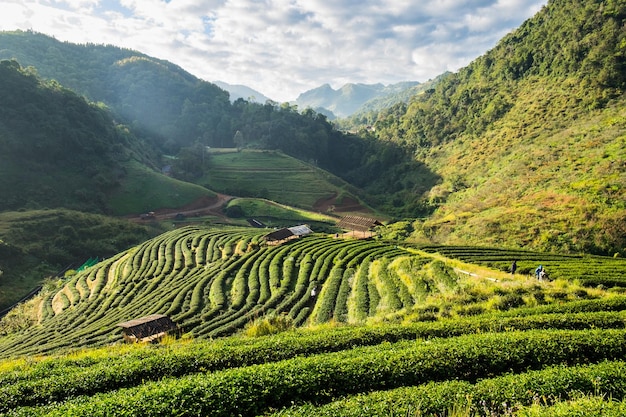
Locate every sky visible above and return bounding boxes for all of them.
[1,0,547,102]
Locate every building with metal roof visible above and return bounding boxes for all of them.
[263,224,313,244]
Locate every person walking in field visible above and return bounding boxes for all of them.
[510,260,517,275]
[535,265,547,280]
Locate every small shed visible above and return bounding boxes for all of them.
[336,215,383,237]
[263,224,313,245]
[117,314,178,343]
[264,228,295,242]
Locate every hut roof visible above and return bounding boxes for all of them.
[264,224,313,241]
[117,314,177,341]
[264,228,294,241]
[288,224,313,236]
[336,215,383,232]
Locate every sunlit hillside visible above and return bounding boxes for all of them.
[1,225,626,415]
[369,0,626,255]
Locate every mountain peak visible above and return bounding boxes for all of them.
[296,81,420,118]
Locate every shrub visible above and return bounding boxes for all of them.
[244,314,294,337]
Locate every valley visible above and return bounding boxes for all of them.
[0,0,625,414]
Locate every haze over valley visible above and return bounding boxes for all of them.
[0,1,625,414]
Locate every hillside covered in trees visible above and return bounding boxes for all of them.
[1,1,626,414]
[365,0,625,255]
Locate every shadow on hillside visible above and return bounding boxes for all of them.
[333,140,442,218]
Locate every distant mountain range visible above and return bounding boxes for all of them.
[293,81,421,118]
[214,80,427,119]
[212,81,272,103]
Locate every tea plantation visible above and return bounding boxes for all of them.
[1,225,626,416]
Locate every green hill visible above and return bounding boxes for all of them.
[1,1,626,414]
[2,225,625,357]
[0,60,216,309]
[0,30,231,153]
[369,0,626,255]
[1,226,626,415]
[198,149,370,213]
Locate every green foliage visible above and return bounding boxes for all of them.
[0,60,150,213]
[205,150,361,212]
[419,245,626,288]
[0,209,153,310]
[364,0,626,252]
[5,329,626,416]
[244,314,294,337]
[270,361,626,417]
[106,160,214,216]
[0,224,623,360]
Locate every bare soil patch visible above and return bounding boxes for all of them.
[129,194,233,222]
[313,193,371,215]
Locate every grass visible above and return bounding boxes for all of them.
[415,91,626,255]
[199,150,359,210]
[225,198,337,226]
[107,160,215,216]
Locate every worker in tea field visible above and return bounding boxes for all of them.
[510,260,517,275]
[535,265,547,280]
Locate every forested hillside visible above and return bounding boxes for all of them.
[0,31,345,159]
[368,0,626,255]
[0,60,155,213]
[0,31,432,206]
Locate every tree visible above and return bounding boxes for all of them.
[233,130,245,149]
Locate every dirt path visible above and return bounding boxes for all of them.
[129,193,233,222]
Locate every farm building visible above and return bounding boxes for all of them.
[117,314,178,343]
[288,224,314,236]
[336,215,383,237]
[263,224,313,244]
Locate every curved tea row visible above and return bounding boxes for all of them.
[0,226,432,357]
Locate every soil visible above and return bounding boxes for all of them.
[313,193,371,215]
[129,193,233,222]
[128,192,372,224]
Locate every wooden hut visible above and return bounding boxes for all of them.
[336,215,383,237]
[117,314,178,343]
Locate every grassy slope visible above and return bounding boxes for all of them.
[224,198,338,228]
[416,79,626,254]
[107,160,216,216]
[199,150,371,213]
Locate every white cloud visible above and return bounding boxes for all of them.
[0,0,547,102]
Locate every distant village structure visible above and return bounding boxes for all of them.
[337,215,383,238]
[263,224,313,245]
[117,314,178,343]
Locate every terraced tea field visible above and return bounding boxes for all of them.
[2,225,626,415]
[199,150,361,211]
[420,245,626,287]
[0,226,425,357]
